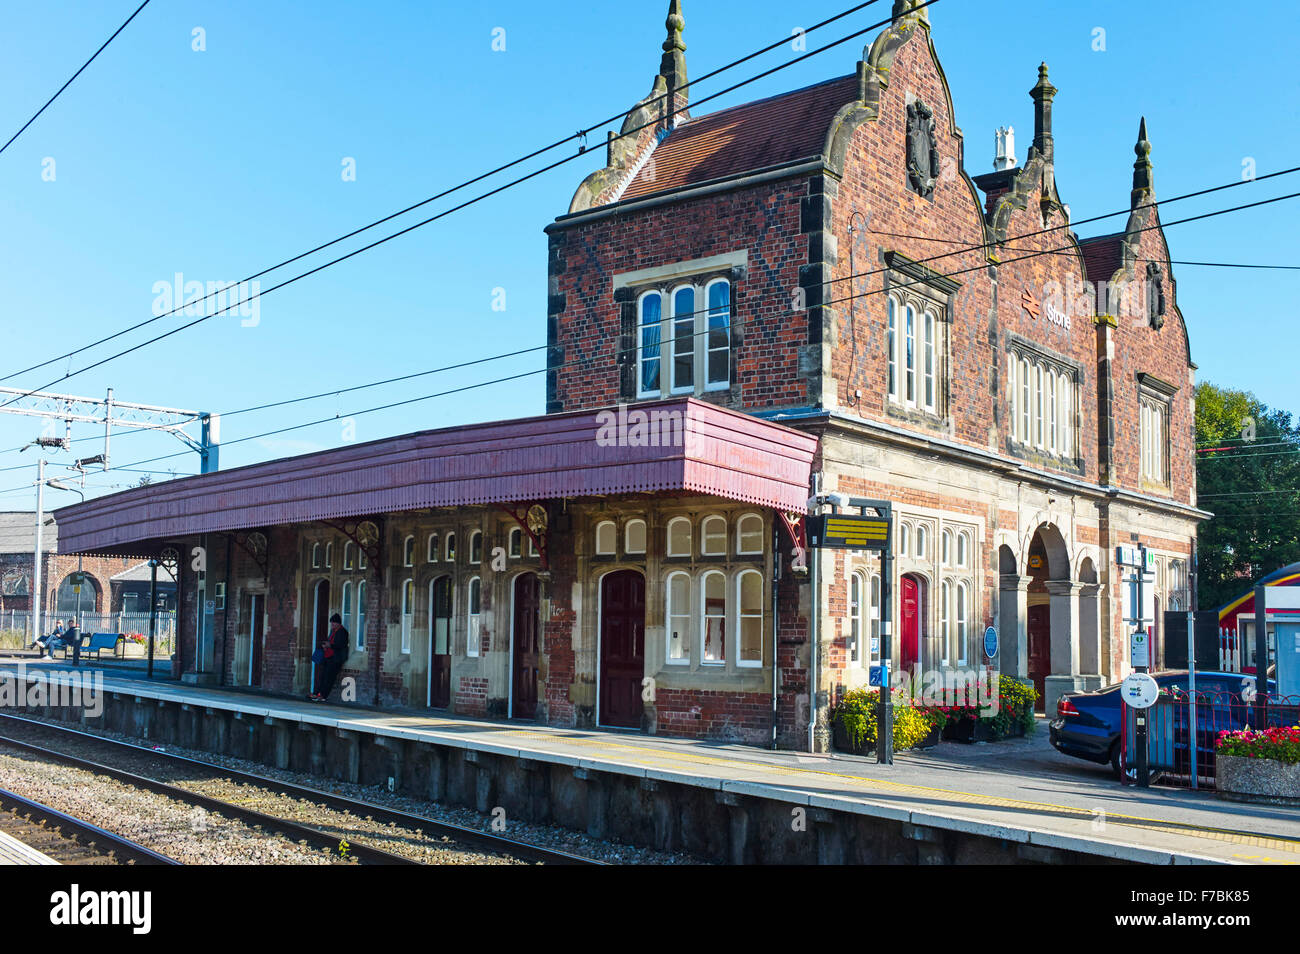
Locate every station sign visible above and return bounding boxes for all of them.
[807,514,890,551]
[1116,545,1155,572]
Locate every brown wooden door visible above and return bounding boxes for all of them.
[249,594,265,687]
[429,577,452,708]
[1028,604,1051,712]
[599,570,645,728]
[512,573,540,719]
[900,575,920,672]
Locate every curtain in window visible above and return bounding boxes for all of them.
[640,293,661,394]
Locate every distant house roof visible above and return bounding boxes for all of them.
[0,512,56,554]
[618,75,858,202]
[52,398,819,556]
[1078,232,1124,285]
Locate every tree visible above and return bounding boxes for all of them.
[1195,381,1300,610]
[134,474,152,488]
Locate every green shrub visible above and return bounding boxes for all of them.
[832,688,944,752]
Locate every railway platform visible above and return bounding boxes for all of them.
[2,660,1298,865]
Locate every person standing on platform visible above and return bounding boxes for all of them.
[310,613,349,702]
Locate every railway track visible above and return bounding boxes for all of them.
[0,786,179,865]
[0,713,602,866]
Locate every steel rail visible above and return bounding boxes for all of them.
[0,713,602,865]
[0,786,180,865]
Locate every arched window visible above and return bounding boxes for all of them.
[343,542,354,571]
[311,543,321,569]
[595,520,617,556]
[701,571,726,663]
[671,285,696,393]
[1034,363,1044,447]
[445,533,456,563]
[923,310,935,411]
[705,279,730,390]
[904,304,916,405]
[940,580,952,666]
[915,526,927,561]
[355,580,367,653]
[1059,376,1072,456]
[467,577,481,657]
[667,517,691,558]
[1048,369,1058,452]
[869,574,881,663]
[403,536,415,567]
[956,582,969,666]
[508,527,522,558]
[736,514,764,555]
[400,579,413,654]
[666,572,691,664]
[737,570,764,667]
[701,515,726,556]
[469,531,482,564]
[941,529,953,566]
[1020,356,1030,441]
[341,582,352,650]
[325,542,333,568]
[900,523,911,558]
[849,572,865,666]
[887,296,898,400]
[637,290,662,398]
[625,519,647,555]
[358,548,367,570]
[427,533,439,563]
[957,532,968,568]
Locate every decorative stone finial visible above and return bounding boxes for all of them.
[891,0,931,24]
[1132,116,1155,208]
[1029,62,1057,163]
[659,0,688,120]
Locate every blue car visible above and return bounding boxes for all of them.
[1049,671,1271,777]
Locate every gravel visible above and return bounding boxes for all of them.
[1,715,706,864]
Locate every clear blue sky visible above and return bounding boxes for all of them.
[0,0,1296,505]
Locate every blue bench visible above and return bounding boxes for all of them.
[59,633,123,660]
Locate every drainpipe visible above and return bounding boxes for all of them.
[770,519,780,750]
[807,472,821,754]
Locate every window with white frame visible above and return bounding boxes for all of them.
[737,570,764,666]
[701,515,726,556]
[625,519,646,555]
[595,520,617,556]
[403,536,415,567]
[467,577,481,657]
[311,543,321,569]
[940,579,952,665]
[916,526,927,561]
[343,542,354,570]
[850,571,865,665]
[666,572,691,664]
[869,573,881,663]
[956,581,968,665]
[355,580,367,652]
[667,517,692,558]
[886,293,942,414]
[445,533,456,563]
[400,579,413,654]
[341,582,352,641]
[323,543,331,568]
[358,548,367,570]
[508,527,522,558]
[736,514,763,555]
[469,531,482,564]
[1140,394,1170,485]
[636,277,731,398]
[941,529,952,566]
[900,523,910,558]
[701,571,726,663]
[957,531,968,568]
[428,533,439,562]
[1009,346,1077,458]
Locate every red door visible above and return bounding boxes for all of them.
[249,594,265,687]
[900,576,920,673]
[1027,604,1051,712]
[600,570,645,728]
[429,577,453,708]
[512,573,540,719]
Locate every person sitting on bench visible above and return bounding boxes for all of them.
[30,621,64,659]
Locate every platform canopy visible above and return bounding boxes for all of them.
[52,398,818,556]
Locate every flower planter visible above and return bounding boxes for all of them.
[832,720,872,756]
[941,717,1025,743]
[916,722,942,749]
[1216,754,1300,806]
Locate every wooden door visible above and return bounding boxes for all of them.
[249,594,265,687]
[900,575,920,672]
[429,577,452,708]
[1028,604,1051,712]
[599,570,645,728]
[512,573,540,719]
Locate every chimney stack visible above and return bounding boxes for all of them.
[993,126,1017,171]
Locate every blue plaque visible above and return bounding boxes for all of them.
[983,626,998,660]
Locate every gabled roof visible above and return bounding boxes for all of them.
[619,75,857,202]
[0,512,56,554]
[1078,232,1124,286]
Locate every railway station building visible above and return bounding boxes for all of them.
[53,1,1204,751]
